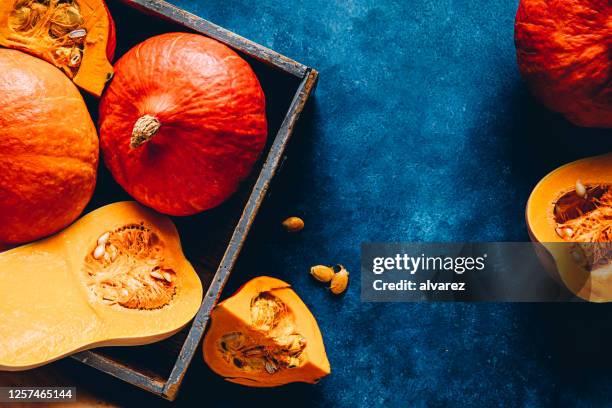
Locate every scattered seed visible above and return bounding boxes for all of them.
[330,265,349,295]
[163,272,172,282]
[150,271,163,280]
[121,289,129,297]
[310,265,335,283]
[103,252,110,262]
[282,216,304,232]
[93,245,105,259]
[97,232,110,246]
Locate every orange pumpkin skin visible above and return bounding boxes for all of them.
[99,33,267,216]
[0,50,98,244]
[514,0,611,128]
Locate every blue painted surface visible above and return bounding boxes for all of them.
[157,1,611,406]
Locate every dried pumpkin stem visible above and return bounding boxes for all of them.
[131,115,161,148]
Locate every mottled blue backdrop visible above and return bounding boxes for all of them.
[106,0,612,406]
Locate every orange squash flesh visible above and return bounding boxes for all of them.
[0,201,203,370]
[204,277,330,387]
[527,153,612,302]
[0,0,115,97]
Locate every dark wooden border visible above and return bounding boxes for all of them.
[71,0,318,401]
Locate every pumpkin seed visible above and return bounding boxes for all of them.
[265,360,277,374]
[68,49,81,67]
[282,216,304,232]
[68,28,86,39]
[163,272,172,282]
[150,271,163,280]
[93,245,105,260]
[97,232,110,246]
[310,265,334,283]
[576,179,587,198]
[330,265,349,295]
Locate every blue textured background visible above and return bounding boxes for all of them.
[165,1,612,407]
[44,0,612,406]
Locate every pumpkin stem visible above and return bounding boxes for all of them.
[131,115,161,148]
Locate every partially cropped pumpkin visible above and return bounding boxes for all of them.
[0,49,98,244]
[0,201,203,370]
[0,0,116,97]
[204,277,330,387]
[527,153,612,302]
[99,32,268,216]
[515,0,611,128]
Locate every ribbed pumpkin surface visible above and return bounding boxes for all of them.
[0,49,98,244]
[99,33,268,216]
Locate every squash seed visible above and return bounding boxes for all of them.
[330,265,349,295]
[93,244,105,259]
[150,271,163,280]
[97,232,110,246]
[310,265,334,283]
[576,179,587,198]
[265,360,277,374]
[68,28,86,39]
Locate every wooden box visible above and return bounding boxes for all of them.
[70,0,318,400]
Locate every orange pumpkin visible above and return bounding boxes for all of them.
[515,0,611,128]
[0,49,98,244]
[99,33,267,216]
[0,0,116,97]
[203,277,331,387]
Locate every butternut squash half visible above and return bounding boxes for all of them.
[0,201,202,370]
[527,153,612,302]
[204,277,330,387]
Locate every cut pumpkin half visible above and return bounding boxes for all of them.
[0,0,116,96]
[0,201,203,370]
[527,153,612,302]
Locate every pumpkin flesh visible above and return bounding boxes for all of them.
[0,201,203,370]
[99,32,268,216]
[204,277,330,387]
[527,153,612,302]
[0,49,98,244]
[0,0,115,97]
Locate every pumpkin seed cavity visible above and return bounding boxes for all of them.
[84,223,177,310]
[9,0,86,75]
[554,183,612,270]
[217,292,307,375]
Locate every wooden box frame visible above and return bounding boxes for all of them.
[70,0,318,400]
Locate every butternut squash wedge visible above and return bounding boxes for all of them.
[204,277,330,387]
[0,201,203,370]
[527,153,612,302]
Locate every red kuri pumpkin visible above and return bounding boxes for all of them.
[515,0,611,128]
[0,49,99,244]
[99,33,268,216]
